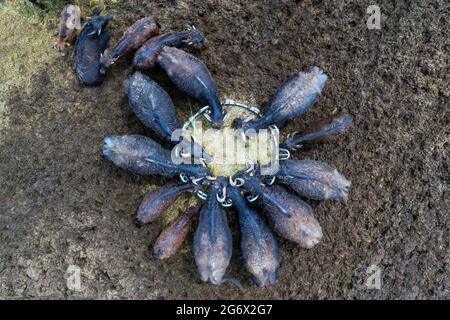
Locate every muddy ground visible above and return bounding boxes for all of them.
[0,0,448,299]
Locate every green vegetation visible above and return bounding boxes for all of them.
[0,2,55,93]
